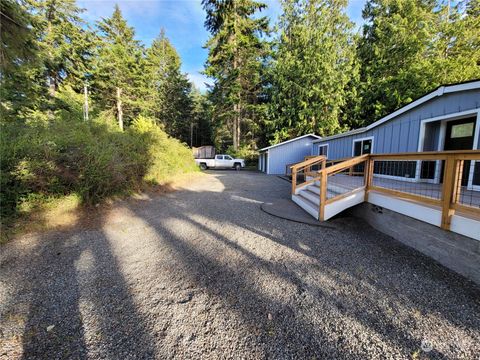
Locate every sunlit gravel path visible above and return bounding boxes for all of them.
[1,170,479,359]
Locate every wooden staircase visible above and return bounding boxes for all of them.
[288,150,480,239]
[290,155,369,221]
[292,183,355,219]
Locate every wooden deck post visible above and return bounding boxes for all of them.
[441,155,457,230]
[364,157,374,202]
[319,170,327,221]
[292,167,297,195]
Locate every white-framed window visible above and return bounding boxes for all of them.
[318,144,329,158]
[352,137,374,156]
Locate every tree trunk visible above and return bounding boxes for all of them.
[233,103,240,150]
[83,84,89,122]
[116,87,123,131]
[232,1,240,151]
[48,76,56,98]
[47,21,56,99]
[47,75,56,120]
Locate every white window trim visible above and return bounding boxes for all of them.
[317,143,329,158]
[468,111,480,190]
[416,109,480,187]
[352,136,374,157]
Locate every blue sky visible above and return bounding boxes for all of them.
[77,0,366,91]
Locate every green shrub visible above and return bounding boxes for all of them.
[0,114,197,224]
[226,144,259,167]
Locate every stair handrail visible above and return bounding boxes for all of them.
[325,156,353,167]
[319,150,480,224]
[290,155,326,170]
[323,154,370,175]
[315,154,371,221]
[290,155,326,194]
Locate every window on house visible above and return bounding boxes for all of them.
[353,139,372,156]
[318,145,328,157]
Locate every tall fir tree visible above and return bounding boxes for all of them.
[268,0,356,143]
[203,0,269,150]
[430,0,480,85]
[0,0,36,71]
[26,0,92,98]
[357,0,480,125]
[2,0,92,117]
[190,87,213,147]
[144,30,193,143]
[94,5,144,130]
[0,0,39,116]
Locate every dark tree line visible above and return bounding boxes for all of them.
[202,0,480,152]
[2,0,479,153]
[1,0,212,147]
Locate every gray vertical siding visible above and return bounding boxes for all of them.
[262,136,318,174]
[313,89,480,159]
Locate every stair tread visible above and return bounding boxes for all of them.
[296,193,319,209]
[292,194,319,220]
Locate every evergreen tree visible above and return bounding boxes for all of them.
[357,0,480,124]
[93,5,144,130]
[0,0,38,116]
[2,0,92,117]
[26,0,92,98]
[202,0,269,150]
[190,87,213,147]
[0,0,35,70]
[268,0,356,143]
[144,30,193,143]
[430,0,480,85]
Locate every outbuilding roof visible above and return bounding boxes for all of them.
[313,79,480,143]
[259,133,322,152]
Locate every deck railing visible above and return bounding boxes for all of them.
[291,150,480,228]
[290,155,326,194]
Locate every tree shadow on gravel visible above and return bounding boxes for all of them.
[123,171,480,358]
[0,210,157,359]
[2,170,479,359]
[126,203,355,359]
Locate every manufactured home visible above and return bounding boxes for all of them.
[261,80,480,236]
[260,80,480,285]
[312,80,480,189]
[258,134,321,174]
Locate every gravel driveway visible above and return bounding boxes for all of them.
[1,170,479,359]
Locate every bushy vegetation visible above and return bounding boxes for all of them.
[226,145,259,167]
[0,112,197,227]
[1,1,202,234]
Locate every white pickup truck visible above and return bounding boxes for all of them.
[195,154,245,170]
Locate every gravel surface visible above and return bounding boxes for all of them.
[1,170,479,359]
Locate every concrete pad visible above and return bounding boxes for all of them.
[261,199,335,228]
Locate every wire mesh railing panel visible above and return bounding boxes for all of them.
[453,160,480,209]
[326,161,366,200]
[371,160,443,200]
